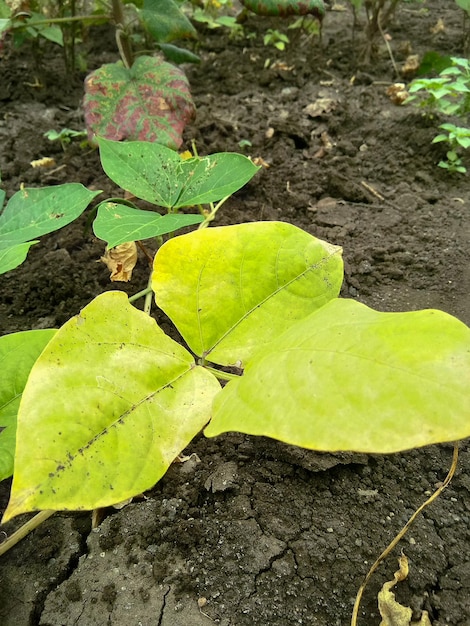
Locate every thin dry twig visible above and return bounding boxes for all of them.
[351,442,459,626]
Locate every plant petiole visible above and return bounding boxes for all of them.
[128,286,152,304]
[203,365,241,382]
[0,510,55,557]
[198,196,231,229]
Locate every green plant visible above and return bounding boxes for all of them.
[408,57,470,117]
[408,57,470,174]
[0,182,102,275]
[0,139,259,496]
[0,0,65,49]
[263,27,289,50]
[0,139,258,277]
[188,0,244,38]
[432,122,470,173]
[348,0,423,62]
[0,0,199,73]
[1,146,469,524]
[44,127,88,150]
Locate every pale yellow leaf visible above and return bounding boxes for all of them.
[379,555,432,626]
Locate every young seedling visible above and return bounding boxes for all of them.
[44,128,88,151]
[408,57,470,174]
[263,28,290,50]
[432,122,470,173]
[408,57,470,117]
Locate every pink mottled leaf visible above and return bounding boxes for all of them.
[83,55,195,149]
[240,0,325,18]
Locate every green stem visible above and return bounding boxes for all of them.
[198,196,230,229]
[143,272,154,315]
[203,365,241,382]
[12,15,104,27]
[0,510,55,557]
[128,286,152,304]
[112,0,133,68]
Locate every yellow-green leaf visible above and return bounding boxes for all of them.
[205,299,470,453]
[3,292,220,521]
[152,222,343,366]
[0,329,56,481]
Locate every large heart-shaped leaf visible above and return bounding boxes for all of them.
[84,56,195,148]
[205,299,470,453]
[3,292,220,521]
[152,222,343,366]
[98,138,260,209]
[140,0,197,43]
[0,184,101,275]
[0,329,56,481]
[93,202,204,248]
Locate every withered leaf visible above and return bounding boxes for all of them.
[101,241,138,282]
[379,554,432,626]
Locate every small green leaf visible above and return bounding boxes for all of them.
[99,138,260,209]
[0,329,56,481]
[0,241,38,275]
[0,184,101,274]
[3,292,220,521]
[84,56,195,148]
[140,0,197,42]
[152,222,343,366]
[0,18,11,34]
[93,201,204,248]
[205,299,470,453]
[157,43,201,65]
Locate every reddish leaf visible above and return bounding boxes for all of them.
[240,0,325,18]
[83,56,195,149]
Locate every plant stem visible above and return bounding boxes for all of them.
[143,272,154,315]
[350,442,459,626]
[112,0,133,68]
[198,196,230,229]
[0,510,55,557]
[203,365,241,382]
[128,286,152,303]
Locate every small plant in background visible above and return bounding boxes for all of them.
[263,27,289,49]
[44,128,88,150]
[0,0,199,72]
[347,0,401,62]
[408,57,470,174]
[189,0,244,38]
[432,122,470,173]
[454,0,470,54]
[408,57,470,117]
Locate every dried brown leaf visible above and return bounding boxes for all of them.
[379,555,432,626]
[303,97,337,118]
[101,241,138,282]
[30,157,56,169]
[386,83,410,105]
[401,55,420,78]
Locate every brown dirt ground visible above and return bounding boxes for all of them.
[1,1,470,625]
